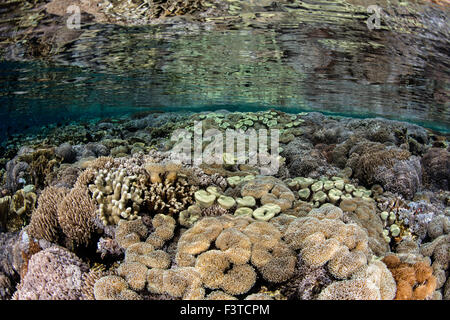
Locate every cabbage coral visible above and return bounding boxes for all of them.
[283,205,370,279]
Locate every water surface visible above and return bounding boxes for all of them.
[0,0,449,142]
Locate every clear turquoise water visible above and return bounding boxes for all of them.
[0,1,449,143]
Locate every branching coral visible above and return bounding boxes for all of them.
[186,166,228,190]
[144,179,198,217]
[377,196,437,244]
[89,168,145,225]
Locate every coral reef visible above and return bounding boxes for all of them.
[1,109,449,300]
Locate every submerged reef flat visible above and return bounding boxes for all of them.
[0,109,449,300]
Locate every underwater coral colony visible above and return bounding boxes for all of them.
[0,110,449,300]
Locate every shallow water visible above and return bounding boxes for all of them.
[0,0,449,143]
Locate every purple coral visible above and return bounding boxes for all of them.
[97,237,124,260]
[398,200,436,243]
[373,157,422,200]
[13,246,89,300]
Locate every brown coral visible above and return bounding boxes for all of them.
[28,186,70,242]
[339,198,389,256]
[115,218,148,249]
[241,176,295,211]
[318,260,396,300]
[283,205,369,279]
[145,214,176,249]
[117,261,148,291]
[346,142,421,199]
[195,250,257,295]
[57,186,97,248]
[146,267,204,299]
[382,255,437,300]
[93,275,141,300]
[144,179,198,217]
[421,147,450,190]
[125,242,170,269]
